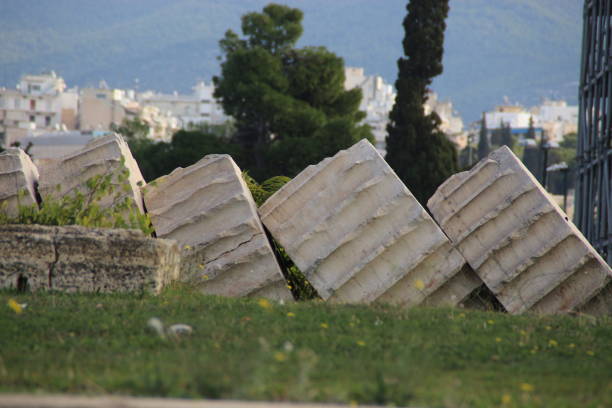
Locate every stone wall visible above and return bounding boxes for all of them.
[0,224,180,293]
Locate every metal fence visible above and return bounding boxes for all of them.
[574,0,612,264]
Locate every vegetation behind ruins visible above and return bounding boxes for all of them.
[1,286,610,407]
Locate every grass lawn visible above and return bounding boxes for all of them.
[1,285,610,408]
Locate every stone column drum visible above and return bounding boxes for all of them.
[143,154,292,301]
[259,139,482,307]
[0,148,40,217]
[38,133,146,215]
[428,146,611,315]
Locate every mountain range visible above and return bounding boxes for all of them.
[0,0,583,123]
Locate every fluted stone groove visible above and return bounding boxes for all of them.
[259,139,481,306]
[0,224,180,293]
[0,148,40,217]
[143,154,292,301]
[428,146,612,315]
[38,133,146,214]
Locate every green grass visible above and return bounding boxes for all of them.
[1,286,610,408]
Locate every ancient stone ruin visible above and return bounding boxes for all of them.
[428,146,611,314]
[0,148,40,217]
[143,154,293,301]
[1,136,610,314]
[38,133,146,215]
[259,139,482,307]
[0,224,179,293]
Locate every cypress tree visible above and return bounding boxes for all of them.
[385,0,457,204]
[500,121,514,150]
[477,112,490,159]
[522,116,540,179]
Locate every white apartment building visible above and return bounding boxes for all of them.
[344,67,395,155]
[0,72,78,147]
[531,99,578,142]
[484,100,577,143]
[137,81,229,128]
[345,67,468,153]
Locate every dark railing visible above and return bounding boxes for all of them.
[574,0,612,264]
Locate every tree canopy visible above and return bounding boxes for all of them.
[385,0,457,204]
[214,3,371,180]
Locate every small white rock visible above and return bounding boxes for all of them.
[147,317,166,339]
[167,324,193,337]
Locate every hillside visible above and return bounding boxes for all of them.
[0,0,582,122]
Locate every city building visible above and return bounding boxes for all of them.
[484,100,577,142]
[344,67,395,155]
[80,82,179,142]
[0,72,78,147]
[137,81,229,128]
[531,99,578,142]
[345,67,468,154]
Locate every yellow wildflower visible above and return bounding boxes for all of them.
[414,279,425,290]
[586,350,595,356]
[520,383,534,392]
[495,337,502,343]
[258,298,272,309]
[7,299,22,314]
[320,322,329,329]
[501,393,512,404]
[356,340,366,347]
[548,339,558,347]
[287,312,295,318]
[519,329,527,336]
[274,351,287,362]
[568,343,575,349]
[487,320,495,325]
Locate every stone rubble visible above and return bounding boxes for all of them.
[0,148,40,217]
[0,224,180,293]
[143,154,292,301]
[258,139,482,307]
[428,146,611,314]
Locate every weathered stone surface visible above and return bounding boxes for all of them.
[428,146,612,314]
[258,139,481,306]
[0,224,180,293]
[0,148,39,217]
[38,133,145,213]
[143,154,292,301]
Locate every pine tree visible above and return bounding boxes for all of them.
[477,112,490,159]
[385,0,457,204]
[214,3,371,180]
